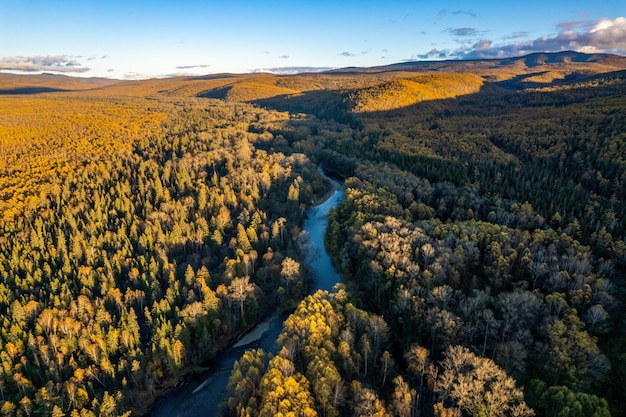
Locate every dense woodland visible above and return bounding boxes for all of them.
[1,53,625,416]
[0,95,329,415]
[225,68,626,417]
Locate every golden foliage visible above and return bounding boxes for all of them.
[217,79,300,102]
[0,95,167,220]
[349,73,486,113]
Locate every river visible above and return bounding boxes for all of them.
[303,177,344,292]
[150,177,344,417]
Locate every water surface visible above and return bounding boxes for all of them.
[303,186,344,292]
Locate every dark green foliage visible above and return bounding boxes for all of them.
[297,78,626,416]
[528,379,611,417]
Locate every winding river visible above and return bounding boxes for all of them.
[151,177,344,417]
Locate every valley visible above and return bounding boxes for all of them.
[0,51,625,417]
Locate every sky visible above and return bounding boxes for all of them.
[1,0,625,79]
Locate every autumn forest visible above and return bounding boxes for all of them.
[0,51,625,417]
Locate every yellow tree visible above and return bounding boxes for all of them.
[258,355,317,417]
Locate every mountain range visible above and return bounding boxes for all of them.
[2,51,626,113]
[1,51,625,91]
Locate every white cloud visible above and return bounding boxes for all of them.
[420,17,626,60]
[175,64,211,69]
[0,55,90,73]
[251,66,333,75]
[587,17,626,51]
[415,48,450,59]
[472,40,492,50]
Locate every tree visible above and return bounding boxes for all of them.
[307,351,342,417]
[527,380,610,417]
[258,355,317,417]
[1,401,16,416]
[351,381,391,417]
[228,276,255,322]
[435,345,534,417]
[274,217,287,248]
[405,344,434,408]
[379,351,394,387]
[390,376,415,417]
[237,223,252,253]
[360,334,372,377]
[421,243,435,269]
[546,310,610,388]
[288,183,300,202]
[367,315,390,362]
[227,349,267,416]
[183,264,195,288]
[281,257,301,295]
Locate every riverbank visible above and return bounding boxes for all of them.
[151,169,344,417]
[227,178,342,355]
[313,176,342,206]
[232,318,270,348]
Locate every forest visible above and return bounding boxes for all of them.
[0,52,625,416]
[0,94,332,415]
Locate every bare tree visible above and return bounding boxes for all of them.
[228,276,255,321]
[435,345,533,417]
[367,314,390,361]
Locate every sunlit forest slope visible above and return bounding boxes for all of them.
[0,91,331,416]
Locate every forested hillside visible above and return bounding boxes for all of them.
[0,93,332,415]
[1,51,625,416]
[224,59,626,417]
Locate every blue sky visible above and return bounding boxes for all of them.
[1,0,624,79]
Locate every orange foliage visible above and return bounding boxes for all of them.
[349,73,486,113]
[0,95,167,220]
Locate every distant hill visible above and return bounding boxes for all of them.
[0,72,119,94]
[334,51,626,89]
[333,50,626,74]
[347,72,492,113]
[1,51,625,103]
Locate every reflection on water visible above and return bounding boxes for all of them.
[303,186,344,293]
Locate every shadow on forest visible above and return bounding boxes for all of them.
[190,67,626,219]
[248,68,626,122]
[253,89,355,125]
[197,85,231,100]
[495,70,600,90]
[0,87,71,95]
